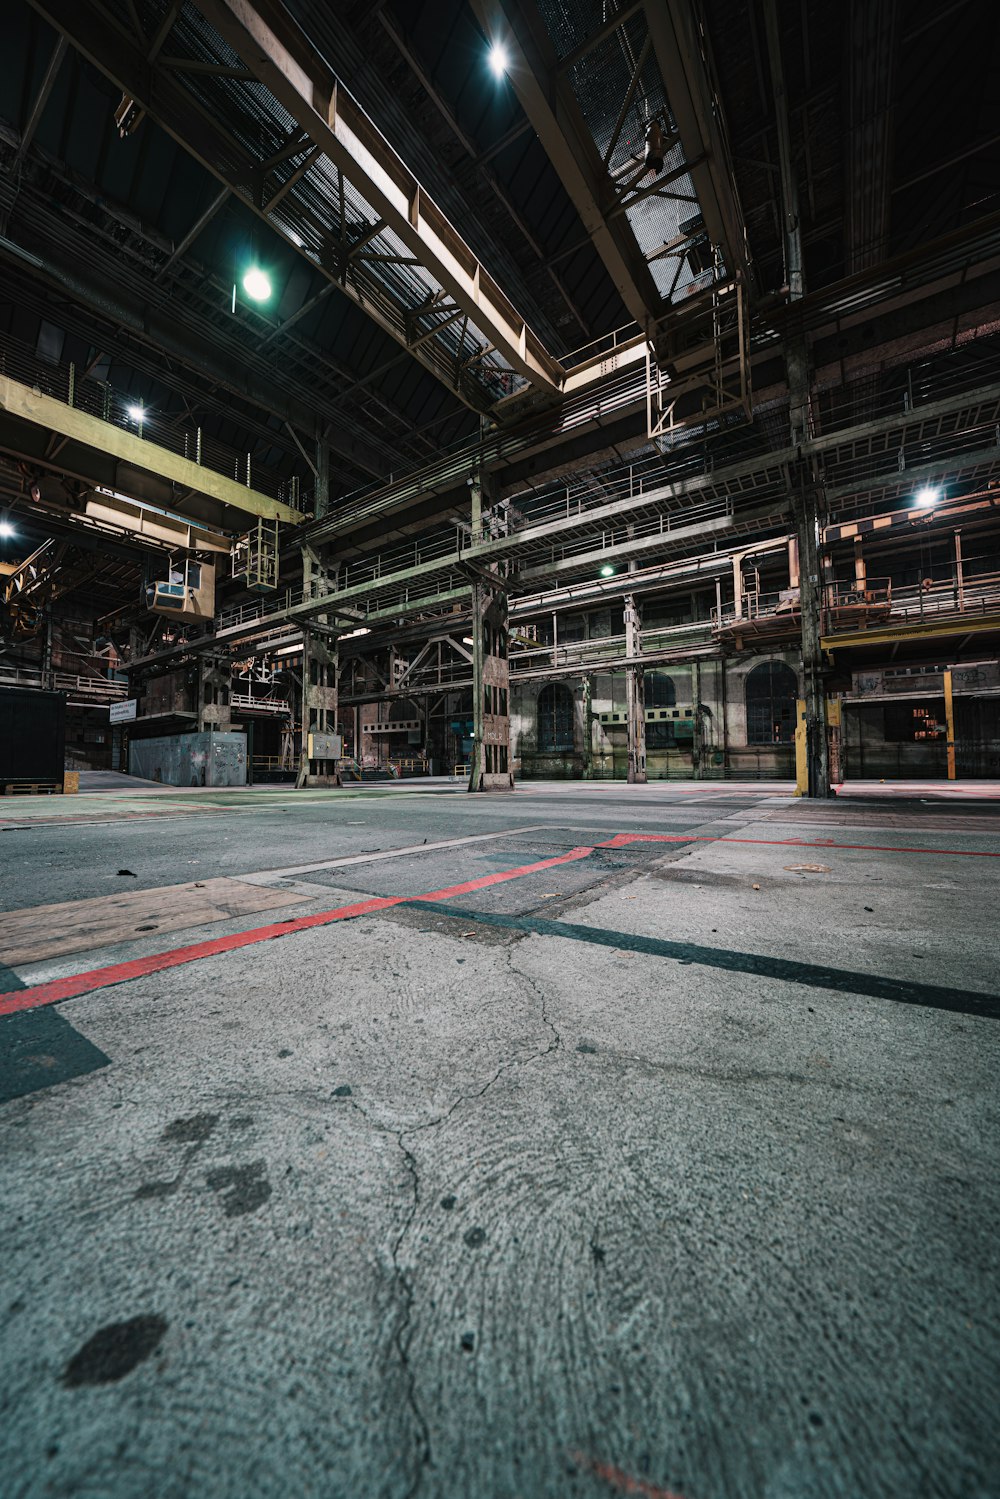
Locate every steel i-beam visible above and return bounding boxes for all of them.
[195,0,563,398]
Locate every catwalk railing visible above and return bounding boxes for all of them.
[711,568,1000,635]
[0,664,129,701]
[0,331,303,510]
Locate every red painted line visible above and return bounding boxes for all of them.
[1,826,993,1019]
[598,832,1000,858]
[410,844,594,903]
[572,1451,688,1499]
[0,846,594,1018]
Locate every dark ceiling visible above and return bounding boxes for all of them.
[1,0,999,522]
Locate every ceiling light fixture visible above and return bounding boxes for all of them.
[242,266,272,302]
[488,42,508,78]
[600,564,615,577]
[0,519,15,538]
[913,485,940,508]
[127,403,145,422]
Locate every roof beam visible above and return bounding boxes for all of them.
[643,1,749,286]
[155,186,230,281]
[0,371,303,524]
[0,227,392,480]
[193,0,563,396]
[24,0,538,414]
[846,0,898,272]
[12,34,67,168]
[470,0,662,328]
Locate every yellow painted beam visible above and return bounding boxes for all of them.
[821,614,1000,651]
[0,374,302,525]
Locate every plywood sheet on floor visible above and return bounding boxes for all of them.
[0,878,305,967]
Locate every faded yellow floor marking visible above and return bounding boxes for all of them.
[0,878,305,967]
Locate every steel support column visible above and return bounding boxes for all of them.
[795,483,831,798]
[764,0,831,798]
[197,655,232,733]
[297,544,340,786]
[943,669,957,781]
[297,626,340,788]
[469,581,514,792]
[581,674,594,779]
[624,593,646,783]
[314,436,330,520]
[691,661,702,778]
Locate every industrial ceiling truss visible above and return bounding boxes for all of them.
[471,0,749,329]
[28,0,565,414]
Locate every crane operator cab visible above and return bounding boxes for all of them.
[145,554,216,620]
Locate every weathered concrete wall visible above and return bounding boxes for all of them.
[129,731,247,787]
[142,669,193,719]
[513,648,801,780]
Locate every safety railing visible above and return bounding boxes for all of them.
[560,320,643,372]
[217,585,307,632]
[708,567,1000,637]
[231,691,291,714]
[252,755,297,777]
[0,331,304,509]
[0,665,129,701]
[876,571,1000,622]
[711,588,805,629]
[389,757,430,777]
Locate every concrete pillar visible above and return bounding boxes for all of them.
[624,594,646,784]
[469,580,513,791]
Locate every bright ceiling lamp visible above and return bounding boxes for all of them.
[913,485,940,508]
[127,403,145,422]
[242,266,272,302]
[0,519,14,538]
[600,564,615,577]
[488,41,508,77]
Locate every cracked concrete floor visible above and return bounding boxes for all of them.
[2,788,999,1499]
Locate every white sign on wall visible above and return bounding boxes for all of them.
[109,699,137,723]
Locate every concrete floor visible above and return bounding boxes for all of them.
[1,778,999,1499]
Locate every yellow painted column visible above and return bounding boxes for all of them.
[794,698,808,796]
[943,669,956,780]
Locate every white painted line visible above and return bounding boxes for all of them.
[237,823,566,883]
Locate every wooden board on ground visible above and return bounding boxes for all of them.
[0,878,306,967]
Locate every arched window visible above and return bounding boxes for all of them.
[644,672,676,748]
[537,682,575,751]
[746,661,797,745]
[644,672,676,708]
